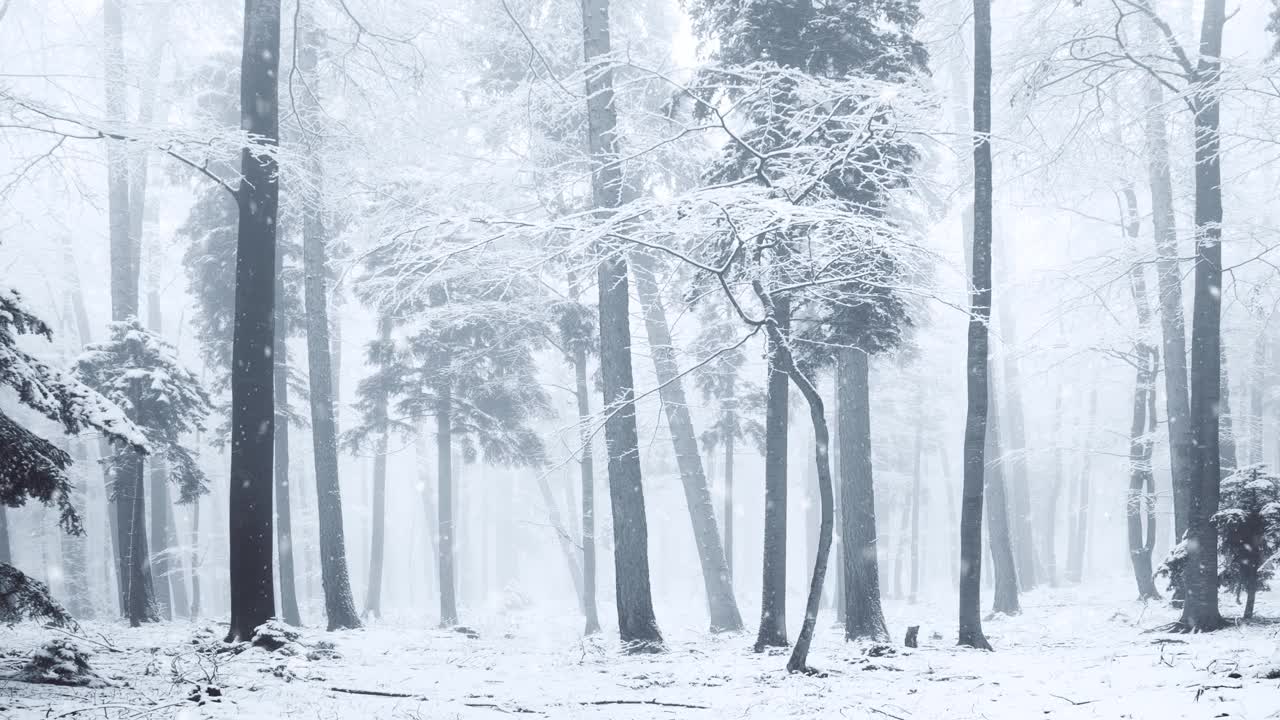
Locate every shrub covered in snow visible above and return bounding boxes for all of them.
[13,639,106,687]
[1156,464,1280,619]
[1213,465,1280,619]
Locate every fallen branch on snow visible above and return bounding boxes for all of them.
[329,686,418,699]
[582,699,710,709]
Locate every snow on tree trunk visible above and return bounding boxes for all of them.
[581,0,662,652]
[959,0,994,649]
[226,0,282,643]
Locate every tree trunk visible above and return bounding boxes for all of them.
[985,394,1020,616]
[630,250,742,633]
[1141,21,1193,545]
[571,320,602,635]
[837,346,888,640]
[724,397,736,584]
[297,19,361,633]
[581,0,663,652]
[415,426,438,603]
[62,441,93,618]
[755,295,791,650]
[909,393,923,604]
[1065,388,1097,584]
[1219,348,1237,476]
[163,495,189,619]
[1123,184,1162,601]
[1042,388,1065,586]
[0,508,8,564]
[1180,0,1227,633]
[272,263,301,626]
[436,382,457,627]
[1248,328,1266,465]
[190,496,201,619]
[225,0,282,642]
[959,0,993,648]
[995,269,1036,591]
[364,318,392,620]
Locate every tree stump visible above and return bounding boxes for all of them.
[904,625,919,648]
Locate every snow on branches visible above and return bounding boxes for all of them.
[71,318,212,503]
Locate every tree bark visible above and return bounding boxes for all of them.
[363,317,392,620]
[1141,18,1193,545]
[1123,184,1162,601]
[570,317,602,635]
[630,250,742,632]
[755,295,791,650]
[837,346,888,640]
[298,16,361,632]
[581,0,662,652]
[1180,0,1227,633]
[273,260,301,626]
[436,380,457,627]
[959,0,993,648]
[226,0,281,643]
[985,393,1020,616]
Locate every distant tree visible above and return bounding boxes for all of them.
[352,236,552,628]
[72,319,211,626]
[550,288,603,635]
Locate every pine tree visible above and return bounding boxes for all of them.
[72,320,211,626]
[0,290,145,622]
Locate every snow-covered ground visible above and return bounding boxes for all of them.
[3,586,1278,719]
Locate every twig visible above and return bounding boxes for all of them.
[582,699,710,709]
[329,686,418,699]
[869,708,908,720]
[1049,694,1095,706]
[464,702,543,714]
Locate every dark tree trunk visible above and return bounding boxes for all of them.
[298,23,361,633]
[837,346,888,640]
[630,250,742,633]
[364,318,392,620]
[436,381,457,627]
[755,295,791,651]
[581,0,662,652]
[959,0,993,649]
[985,397,1020,616]
[225,0,281,643]
[1180,0,1227,633]
[273,265,301,626]
[571,317,602,635]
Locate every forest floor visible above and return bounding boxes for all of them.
[2,585,1279,719]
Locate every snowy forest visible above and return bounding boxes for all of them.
[2,0,1280,716]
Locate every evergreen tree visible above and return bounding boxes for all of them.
[0,290,145,622]
[71,319,211,626]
